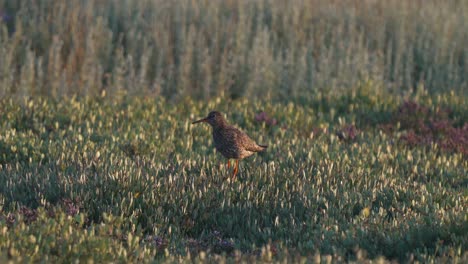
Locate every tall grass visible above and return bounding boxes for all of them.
[0,0,466,99]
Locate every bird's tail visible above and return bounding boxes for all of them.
[257,144,268,151]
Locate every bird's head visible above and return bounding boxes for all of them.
[192,111,226,128]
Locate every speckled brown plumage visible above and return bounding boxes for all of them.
[192,111,267,178]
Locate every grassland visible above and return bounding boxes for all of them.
[0,0,467,263]
[0,0,467,99]
[1,87,467,262]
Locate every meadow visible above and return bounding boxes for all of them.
[0,0,467,263]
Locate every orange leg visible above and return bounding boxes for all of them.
[232,160,239,179]
[227,160,231,169]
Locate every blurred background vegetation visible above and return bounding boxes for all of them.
[0,0,467,100]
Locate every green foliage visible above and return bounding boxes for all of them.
[0,0,467,99]
[0,208,158,263]
[0,1,466,262]
[0,89,467,262]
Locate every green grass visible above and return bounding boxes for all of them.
[0,0,467,262]
[0,87,467,262]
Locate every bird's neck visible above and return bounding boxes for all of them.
[212,120,228,130]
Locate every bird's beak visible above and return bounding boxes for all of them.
[192,117,208,124]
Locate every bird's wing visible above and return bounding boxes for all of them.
[235,128,265,152]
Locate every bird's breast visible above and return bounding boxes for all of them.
[212,129,241,159]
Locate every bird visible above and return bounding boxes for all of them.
[192,111,267,178]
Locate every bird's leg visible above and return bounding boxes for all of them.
[232,160,239,179]
[227,160,231,169]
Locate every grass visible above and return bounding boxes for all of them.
[0,0,467,262]
[0,0,467,99]
[0,86,467,262]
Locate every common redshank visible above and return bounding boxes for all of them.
[192,111,267,178]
